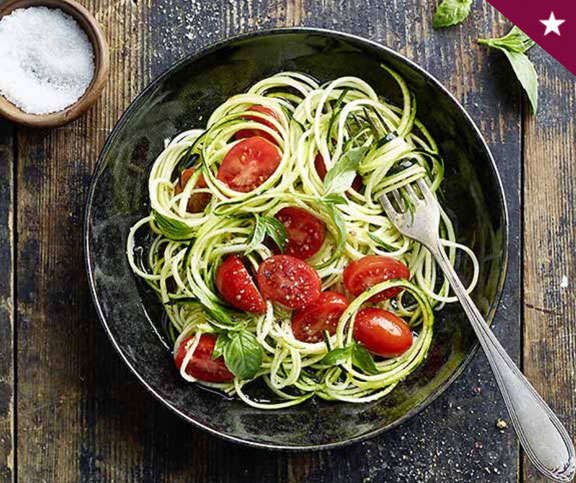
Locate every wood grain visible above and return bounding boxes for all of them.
[523,53,576,482]
[3,0,536,482]
[0,121,14,483]
[15,0,151,481]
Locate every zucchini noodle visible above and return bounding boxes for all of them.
[126,68,479,408]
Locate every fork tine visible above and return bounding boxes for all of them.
[362,107,380,135]
[404,183,420,204]
[416,178,435,202]
[379,193,400,220]
[392,189,405,211]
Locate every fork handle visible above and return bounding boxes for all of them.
[429,242,575,482]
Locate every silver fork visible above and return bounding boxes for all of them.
[380,178,575,483]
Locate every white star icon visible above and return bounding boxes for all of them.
[540,11,565,36]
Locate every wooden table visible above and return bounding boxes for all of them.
[0,1,574,481]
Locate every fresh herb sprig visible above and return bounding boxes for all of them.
[246,215,288,254]
[479,26,538,113]
[433,0,473,28]
[212,330,263,379]
[321,343,379,375]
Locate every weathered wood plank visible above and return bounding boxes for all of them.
[523,53,576,483]
[0,121,15,483]
[15,0,153,482]
[13,0,524,482]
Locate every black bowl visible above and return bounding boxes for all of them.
[84,28,508,450]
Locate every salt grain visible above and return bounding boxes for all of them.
[0,7,95,115]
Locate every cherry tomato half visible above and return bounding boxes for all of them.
[343,255,410,302]
[275,207,326,259]
[174,167,211,213]
[291,291,349,342]
[217,136,281,193]
[236,105,280,144]
[216,255,266,313]
[256,255,321,310]
[174,334,234,382]
[314,153,363,192]
[354,308,413,358]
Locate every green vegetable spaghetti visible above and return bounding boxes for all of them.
[127,67,479,409]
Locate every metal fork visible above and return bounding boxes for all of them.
[380,178,575,483]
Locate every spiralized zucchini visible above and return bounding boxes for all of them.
[127,68,479,408]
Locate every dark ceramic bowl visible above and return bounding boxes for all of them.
[84,28,508,450]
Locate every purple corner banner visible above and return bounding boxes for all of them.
[485,0,576,77]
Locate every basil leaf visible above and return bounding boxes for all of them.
[479,27,538,113]
[152,209,195,240]
[246,215,288,253]
[321,346,352,367]
[212,333,229,360]
[478,26,538,113]
[324,202,347,260]
[245,216,267,254]
[351,344,380,375]
[223,330,263,379]
[433,0,472,28]
[324,147,368,194]
[502,50,538,113]
[322,193,347,206]
[193,285,236,327]
[478,26,534,54]
[260,216,288,252]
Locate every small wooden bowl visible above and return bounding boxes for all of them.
[0,0,109,128]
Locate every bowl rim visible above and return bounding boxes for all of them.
[0,0,110,128]
[83,27,510,451]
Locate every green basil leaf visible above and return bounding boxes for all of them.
[193,286,236,327]
[223,330,263,379]
[324,202,347,261]
[322,193,347,206]
[478,26,534,53]
[352,344,380,375]
[321,346,352,367]
[324,147,368,194]
[502,50,538,113]
[212,333,229,360]
[152,209,195,240]
[433,0,472,28]
[478,26,538,113]
[260,216,288,252]
[245,216,267,254]
[246,216,288,253]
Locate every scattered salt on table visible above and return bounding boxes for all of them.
[0,7,95,115]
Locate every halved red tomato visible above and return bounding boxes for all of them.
[217,137,281,193]
[275,207,326,259]
[216,255,266,313]
[256,255,321,310]
[291,291,349,342]
[236,105,280,144]
[343,255,410,302]
[353,308,413,358]
[314,153,363,191]
[174,167,211,212]
[174,334,234,382]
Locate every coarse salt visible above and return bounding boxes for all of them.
[0,7,95,115]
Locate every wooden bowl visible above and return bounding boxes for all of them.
[0,0,109,128]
